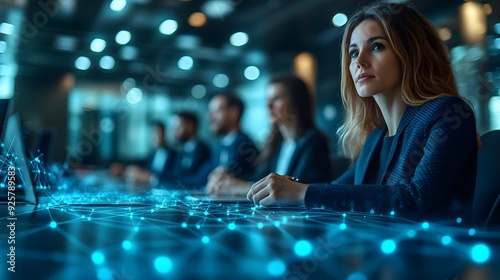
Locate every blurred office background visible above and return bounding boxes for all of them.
[1,0,499,166]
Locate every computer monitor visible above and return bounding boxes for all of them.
[2,114,36,204]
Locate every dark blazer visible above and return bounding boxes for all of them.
[176,131,259,188]
[253,128,331,183]
[305,96,478,221]
[161,140,211,182]
[144,146,177,176]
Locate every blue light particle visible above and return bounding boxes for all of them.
[267,260,285,276]
[422,221,429,229]
[390,211,395,216]
[340,223,347,230]
[204,211,208,216]
[347,272,368,280]
[441,236,452,245]
[274,221,280,227]
[471,244,490,263]
[456,217,462,224]
[381,239,396,254]
[122,240,132,250]
[133,226,139,232]
[196,225,200,229]
[217,218,222,222]
[49,221,57,228]
[181,222,187,228]
[228,223,236,230]
[154,256,173,273]
[406,230,416,238]
[468,228,476,236]
[96,267,112,280]
[189,211,194,216]
[202,236,210,244]
[91,251,105,265]
[257,223,263,229]
[141,217,144,220]
[294,240,312,257]
[343,213,347,217]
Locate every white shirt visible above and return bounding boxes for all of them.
[150,148,168,175]
[275,139,297,175]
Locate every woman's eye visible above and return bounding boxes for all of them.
[372,43,385,51]
[349,50,358,58]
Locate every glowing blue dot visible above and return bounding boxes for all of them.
[370,209,375,214]
[181,222,187,228]
[196,225,200,229]
[96,267,112,280]
[305,215,309,219]
[347,272,368,280]
[87,217,92,221]
[381,239,396,254]
[189,211,194,216]
[406,230,416,238]
[274,221,280,227]
[471,244,490,263]
[342,213,346,217]
[441,236,452,245]
[49,221,57,228]
[91,251,105,265]
[202,236,210,244]
[217,218,222,222]
[204,211,208,216]
[468,228,476,236]
[456,217,462,224]
[282,217,288,223]
[141,217,145,220]
[122,240,132,250]
[228,223,236,230]
[134,226,139,232]
[390,211,395,216]
[257,223,263,229]
[267,260,285,276]
[422,221,429,229]
[294,240,312,257]
[154,256,172,273]
[340,223,347,230]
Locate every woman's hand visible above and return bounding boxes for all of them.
[247,172,308,206]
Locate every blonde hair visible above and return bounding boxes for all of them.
[338,3,459,160]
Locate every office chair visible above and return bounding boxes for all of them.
[473,130,500,228]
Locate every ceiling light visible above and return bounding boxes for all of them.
[115,30,131,45]
[110,0,126,12]
[159,19,178,35]
[75,56,91,70]
[90,38,106,52]
[213,74,229,88]
[188,12,207,27]
[55,35,77,51]
[230,32,248,47]
[0,23,14,35]
[494,38,500,50]
[99,56,115,70]
[438,27,452,41]
[332,13,348,27]
[244,66,260,80]
[202,0,235,19]
[126,87,143,104]
[178,56,193,70]
[191,84,207,99]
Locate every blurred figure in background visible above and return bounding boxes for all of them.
[207,75,331,196]
[185,93,259,189]
[111,121,177,186]
[157,111,211,187]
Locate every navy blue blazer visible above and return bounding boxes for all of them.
[144,146,177,176]
[177,131,259,188]
[253,128,331,183]
[305,97,478,221]
[160,140,211,183]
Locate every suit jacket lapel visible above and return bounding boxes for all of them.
[356,128,385,184]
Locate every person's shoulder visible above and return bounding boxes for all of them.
[421,96,472,112]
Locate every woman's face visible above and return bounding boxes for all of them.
[348,19,402,99]
[267,83,294,126]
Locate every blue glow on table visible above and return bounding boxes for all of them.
[49,221,57,228]
[92,251,105,265]
[154,256,173,273]
[228,223,236,230]
[257,222,263,229]
[471,244,490,263]
[267,260,285,276]
[347,272,368,280]
[441,236,452,245]
[122,240,132,250]
[97,267,112,280]
[381,239,396,254]
[340,223,347,230]
[422,221,429,229]
[202,236,210,244]
[294,240,312,257]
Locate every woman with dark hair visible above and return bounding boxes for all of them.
[247,3,478,221]
[207,75,331,196]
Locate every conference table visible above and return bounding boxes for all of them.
[1,195,499,280]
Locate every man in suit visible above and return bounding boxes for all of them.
[183,93,259,188]
[159,111,211,187]
[122,121,177,186]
